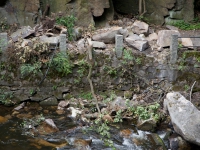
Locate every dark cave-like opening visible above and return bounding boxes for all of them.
[194,0,200,18]
[0,0,8,7]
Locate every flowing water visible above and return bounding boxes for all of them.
[0,104,198,150]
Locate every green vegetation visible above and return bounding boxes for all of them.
[56,15,77,41]
[20,62,42,78]
[171,19,200,30]
[79,92,93,100]
[51,52,73,76]
[0,89,14,106]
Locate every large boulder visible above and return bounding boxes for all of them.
[164,92,200,146]
[92,27,122,44]
[0,0,40,27]
[157,30,180,47]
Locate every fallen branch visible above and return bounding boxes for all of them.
[190,81,196,102]
[87,38,101,114]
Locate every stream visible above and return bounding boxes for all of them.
[0,103,199,150]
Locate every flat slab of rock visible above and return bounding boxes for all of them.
[92,27,122,44]
[92,41,106,49]
[157,30,180,47]
[164,92,200,146]
[39,35,59,45]
[125,35,149,51]
[10,26,35,42]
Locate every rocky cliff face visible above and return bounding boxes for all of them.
[0,0,195,27]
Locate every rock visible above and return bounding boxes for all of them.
[10,26,35,42]
[137,118,157,132]
[110,96,127,110]
[132,20,149,35]
[36,121,59,135]
[169,134,192,150]
[21,39,33,47]
[91,41,106,49]
[164,92,200,146]
[67,107,82,118]
[146,33,158,41]
[92,27,122,44]
[125,35,149,51]
[157,30,180,47]
[181,38,193,48]
[147,133,167,150]
[91,0,110,17]
[120,129,132,137]
[77,39,86,53]
[40,97,58,106]
[58,100,69,110]
[119,28,129,39]
[39,35,59,45]
[0,116,7,124]
[45,119,59,130]
[102,114,113,122]
[73,138,92,150]
[13,102,25,111]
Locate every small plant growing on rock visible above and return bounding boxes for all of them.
[56,15,77,41]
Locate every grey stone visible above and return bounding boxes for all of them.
[132,20,149,35]
[92,41,106,49]
[170,34,178,64]
[40,97,58,106]
[0,33,8,51]
[59,34,67,53]
[10,26,35,42]
[125,36,149,51]
[92,27,122,44]
[157,30,180,47]
[164,92,200,146]
[115,34,123,58]
[39,35,59,45]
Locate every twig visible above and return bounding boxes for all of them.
[86,38,101,114]
[190,81,196,102]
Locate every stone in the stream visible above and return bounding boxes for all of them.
[73,138,92,150]
[0,116,7,124]
[164,92,200,146]
[137,118,157,132]
[120,129,132,137]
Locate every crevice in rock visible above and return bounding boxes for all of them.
[194,0,200,19]
[0,0,8,7]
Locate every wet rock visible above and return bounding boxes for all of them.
[45,119,59,130]
[36,121,59,135]
[13,102,25,111]
[147,133,167,150]
[92,27,122,44]
[137,118,157,132]
[164,92,200,146]
[10,26,35,42]
[29,138,67,149]
[40,97,58,106]
[67,107,82,118]
[110,96,127,110]
[57,100,69,110]
[16,113,33,119]
[72,138,92,150]
[56,109,65,115]
[0,116,8,124]
[157,30,180,47]
[132,20,149,36]
[169,134,191,150]
[120,129,132,137]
